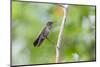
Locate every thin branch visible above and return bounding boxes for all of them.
[56,5,68,63]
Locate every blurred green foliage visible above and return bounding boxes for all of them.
[12,1,96,65]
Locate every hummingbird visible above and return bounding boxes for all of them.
[33,21,53,47]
